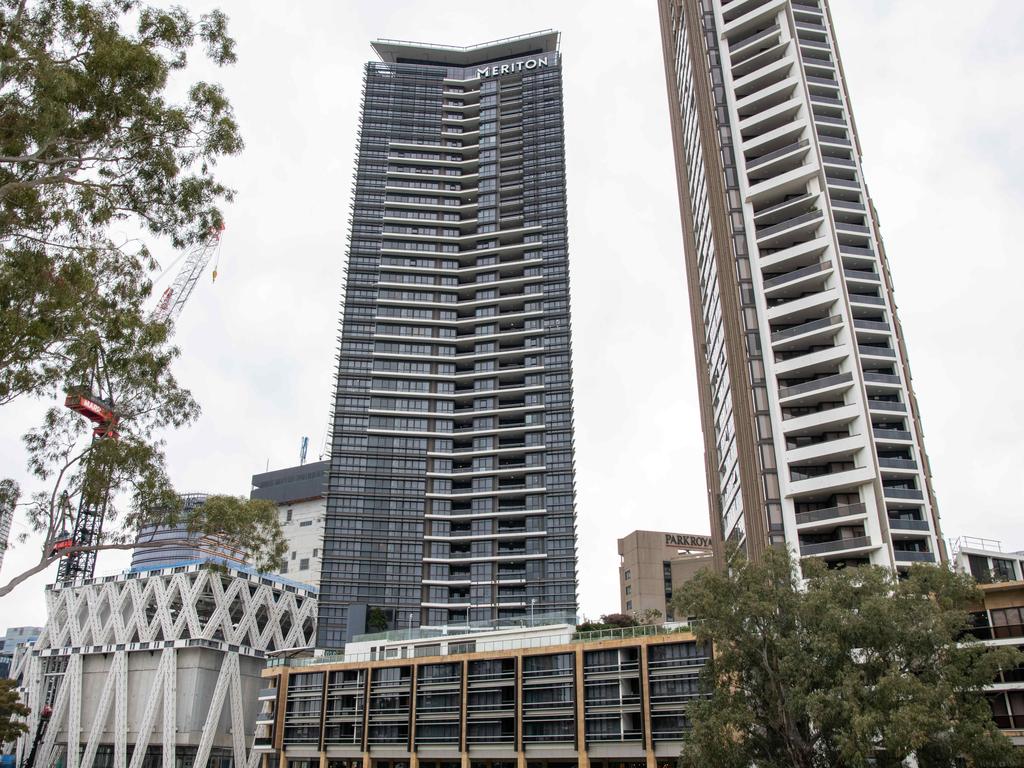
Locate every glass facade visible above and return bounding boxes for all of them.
[318,33,578,647]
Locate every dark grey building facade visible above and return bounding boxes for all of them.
[318,31,578,647]
[251,460,329,506]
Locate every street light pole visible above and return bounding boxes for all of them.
[530,598,537,627]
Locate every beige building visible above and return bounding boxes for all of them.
[617,531,713,620]
[257,621,709,768]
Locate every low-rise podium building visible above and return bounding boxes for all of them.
[8,559,317,768]
[256,622,708,768]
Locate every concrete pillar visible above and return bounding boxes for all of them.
[515,652,525,768]
[574,647,590,768]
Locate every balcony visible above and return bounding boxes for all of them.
[763,261,830,291]
[794,502,866,526]
[799,535,872,556]
[754,206,821,239]
[868,400,906,413]
[873,428,912,441]
[877,457,917,470]
[853,319,890,333]
[889,518,930,532]
[779,371,853,400]
[845,268,879,282]
[839,244,875,259]
[883,487,924,501]
[849,293,885,307]
[859,344,896,359]
[893,550,935,563]
[863,372,900,385]
[771,314,842,344]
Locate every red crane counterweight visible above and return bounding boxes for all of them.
[64,391,119,438]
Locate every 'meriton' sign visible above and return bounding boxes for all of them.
[477,56,550,78]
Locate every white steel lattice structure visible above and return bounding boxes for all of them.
[7,560,317,768]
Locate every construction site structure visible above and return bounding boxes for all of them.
[6,559,317,768]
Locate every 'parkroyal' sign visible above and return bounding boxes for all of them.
[477,56,551,78]
[665,533,713,550]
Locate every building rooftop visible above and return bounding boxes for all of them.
[268,620,693,668]
[371,30,559,68]
[251,460,328,505]
[50,557,318,596]
[952,536,1024,557]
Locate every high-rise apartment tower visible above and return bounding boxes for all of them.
[318,32,578,647]
[658,0,944,569]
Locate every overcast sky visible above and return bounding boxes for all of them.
[2,0,1022,632]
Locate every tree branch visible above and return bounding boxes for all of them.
[0,535,228,598]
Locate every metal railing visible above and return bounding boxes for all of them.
[574,623,691,643]
[951,536,1005,555]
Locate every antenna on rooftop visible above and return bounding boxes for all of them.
[299,436,309,466]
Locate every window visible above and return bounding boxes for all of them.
[990,607,1024,639]
[313,549,318,558]
[626,600,632,610]
[285,510,293,523]
[625,586,631,595]
[280,562,288,574]
[993,558,1018,582]
[299,559,310,571]
[624,569,631,581]
[291,551,297,560]
[300,520,313,527]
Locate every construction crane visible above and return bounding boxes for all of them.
[54,227,224,585]
[151,225,224,324]
[54,388,119,584]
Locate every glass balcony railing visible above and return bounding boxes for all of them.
[799,535,872,556]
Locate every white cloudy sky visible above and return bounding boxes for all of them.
[2,0,1022,631]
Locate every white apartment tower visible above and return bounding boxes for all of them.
[658,0,944,569]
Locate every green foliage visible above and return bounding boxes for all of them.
[576,613,639,633]
[671,548,1023,768]
[177,495,287,575]
[633,607,663,625]
[0,0,270,597]
[367,607,389,633]
[0,677,29,745]
[0,0,243,405]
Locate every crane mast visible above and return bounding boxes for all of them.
[55,390,119,584]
